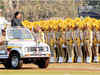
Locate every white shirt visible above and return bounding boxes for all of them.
[0,17,10,30]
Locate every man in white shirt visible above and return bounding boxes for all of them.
[0,9,10,30]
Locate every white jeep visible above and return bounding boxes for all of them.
[0,27,51,69]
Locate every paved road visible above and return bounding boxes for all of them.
[0,63,100,75]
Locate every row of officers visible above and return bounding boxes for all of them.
[42,24,100,63]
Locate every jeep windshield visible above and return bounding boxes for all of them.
[7,28,33,40]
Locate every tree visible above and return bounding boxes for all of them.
[2,0,82,21]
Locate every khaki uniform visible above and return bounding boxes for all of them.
[34,32,45,43]
[46,32,55,46]
[80,30,85,62]
[45,31,56,62]
[61,31,67,62]
[97,31,100,62]
[66,29,74,63]
[92,29,96,62]
[73,28,83,62]
[83,29,93,63]
[55,32,63,62]
[46,32,55,54]
[65,30,71,62]
[95,31,100,56]
[44,32,48,43]
[92,30,100,62]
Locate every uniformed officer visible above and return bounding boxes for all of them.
[54,31,59,62]
[65,25,71,62]
[92,24,96,63]
[33,26,45,43]
[73,24,83,63]
[78,22,84,63]
[61,29,67,62]
[66,24,74,63]
[79,22,85,63]
[92,23,100,63]
[56,30,64,63]
[83,23,93,63]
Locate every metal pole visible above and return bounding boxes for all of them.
[73,0,76,18]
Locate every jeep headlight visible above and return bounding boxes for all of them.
[24,47,28,53]
[24,47,31,52]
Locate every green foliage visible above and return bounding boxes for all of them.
[0,5,4,9]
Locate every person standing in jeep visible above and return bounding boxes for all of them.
[11,11,23,27]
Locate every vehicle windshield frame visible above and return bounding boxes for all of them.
[6,27,34,40]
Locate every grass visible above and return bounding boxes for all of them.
[0,70,100,75]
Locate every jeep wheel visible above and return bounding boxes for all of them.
[38,58,49,69]
[10,52,23,69]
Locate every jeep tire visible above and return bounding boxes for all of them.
[38,58,49,69]
[9,52,23,69]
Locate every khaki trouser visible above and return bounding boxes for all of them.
[82,44,86,62]
[54,44,59,62]
[58,44,63,57]
[63,46,68,62]
[55,40,63,62]
[84,40,92,57]
[92,43,99,58]
[61,44,67,62]
[66,41,74,61]
[74,41,82,57]
[73,41,83,62]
